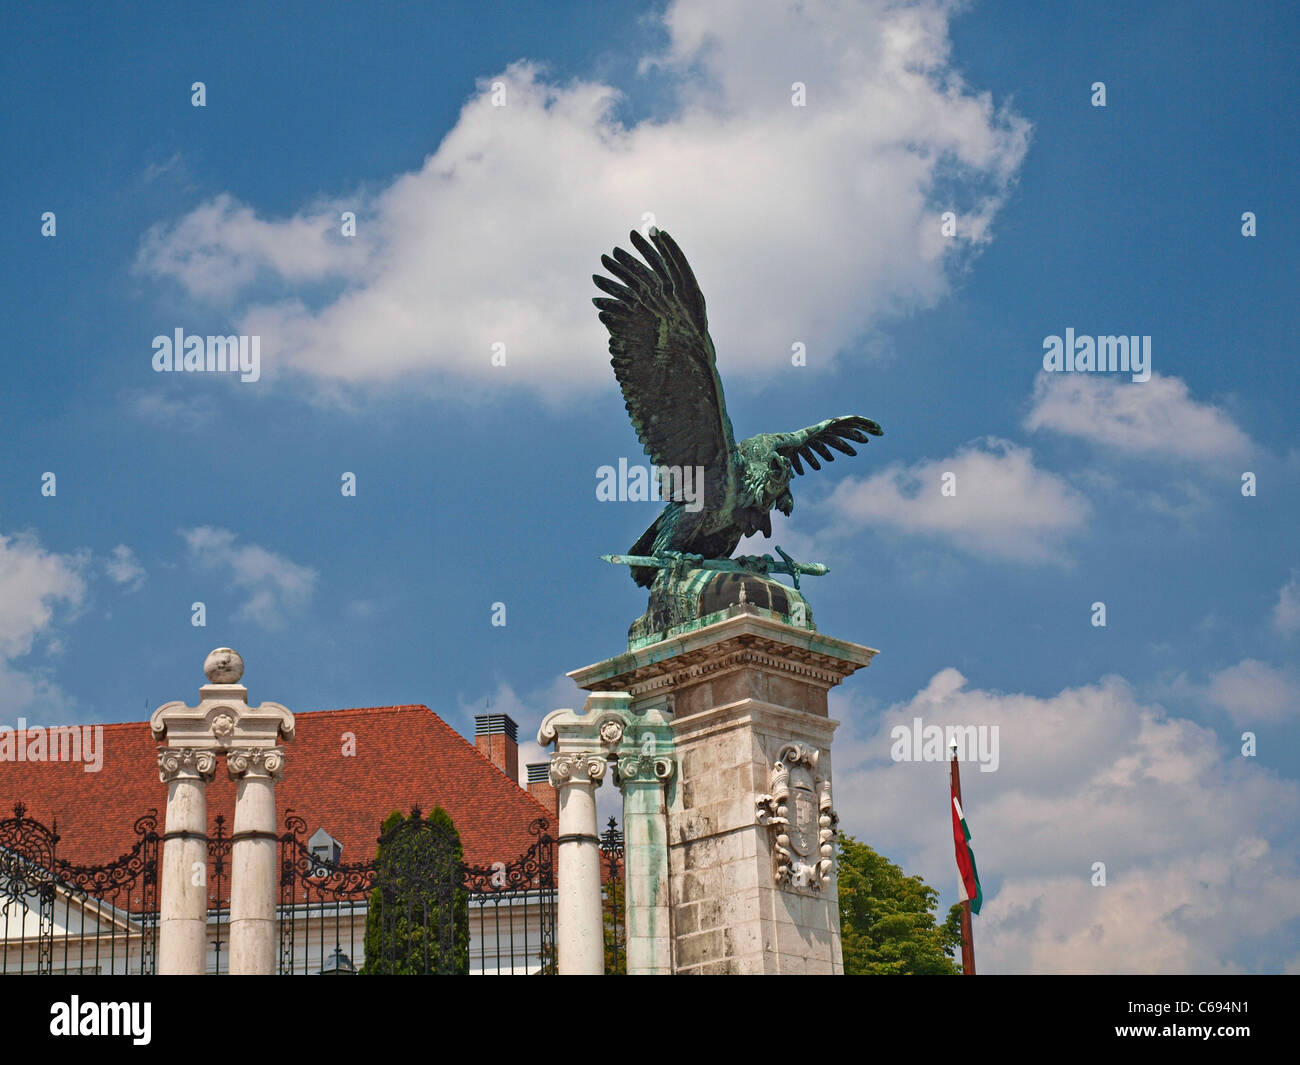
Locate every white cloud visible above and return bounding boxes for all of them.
[179,527,317,629]
[137,192,356,303]
[140,150,187,185]
[0,533,87,659]
[123,389,217,428]
[1025,372,1252,464]
[1205,659,1299,725]
[0,532,87,721]
[135,0,1028,400]
[831,669,1300,973]
[823,437,1089,563]
[1273,572,1300,637]
[104,544,146,592]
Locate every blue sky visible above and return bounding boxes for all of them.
[1,0,1296,973]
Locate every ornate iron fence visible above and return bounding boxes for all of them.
[206,815,232,974]
[0,802,159,975]
[277,808,557,975]
[600,816,626,975]
[0,802,571,975]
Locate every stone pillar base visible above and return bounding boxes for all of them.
[570,608,876,975]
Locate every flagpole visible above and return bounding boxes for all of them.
[950,744,976,975]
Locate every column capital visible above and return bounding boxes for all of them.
[227,746,285,782]
[157,747,217,784]
[548,751,606,789]
[539,691,678,793]
[615,753,675,784]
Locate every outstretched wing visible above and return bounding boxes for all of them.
[593,229,736,506]
[769,416,883,476]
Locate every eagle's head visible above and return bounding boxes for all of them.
[738,439,795,522]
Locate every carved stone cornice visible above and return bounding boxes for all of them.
[226,746,285,782]
[538,692,629,757]
[569,613,877,700]
[157,747,218,784]
[548,751,607,789]
[618,645,852,701]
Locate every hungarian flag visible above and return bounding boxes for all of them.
[951,791,983,915]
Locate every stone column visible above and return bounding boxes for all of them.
[157,748,217,975]
[539,693,634,976]
[227,747,285,975]
[540,691,677,975]
[548,749,606,974]
[150,647,294,976]
[616,753,674,974]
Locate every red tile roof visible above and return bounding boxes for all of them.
[0,705,551,871]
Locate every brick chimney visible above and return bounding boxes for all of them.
[526,762,557,817]
[474,713,518,783]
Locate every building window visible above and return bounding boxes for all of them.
[307,828,342,877]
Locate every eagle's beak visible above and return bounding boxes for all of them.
[777,492,794,516]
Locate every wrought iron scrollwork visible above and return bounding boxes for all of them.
[276,808,558,975]
[1,802,160,974]
[599,817,626,975]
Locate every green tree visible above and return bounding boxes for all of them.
[361,807,469,974]
[837,834,964,974]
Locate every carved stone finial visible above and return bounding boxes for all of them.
[204,647,244,684]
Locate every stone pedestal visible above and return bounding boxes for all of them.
[570,608,876,975]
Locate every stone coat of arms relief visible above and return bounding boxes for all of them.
[756,742,838,893]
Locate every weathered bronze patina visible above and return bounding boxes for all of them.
[593,228,884,644]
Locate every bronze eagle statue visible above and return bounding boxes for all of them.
[594,228,883,588]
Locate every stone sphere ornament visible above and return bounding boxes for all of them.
[204,647,244,684]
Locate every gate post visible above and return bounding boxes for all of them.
[151,648,294,975]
